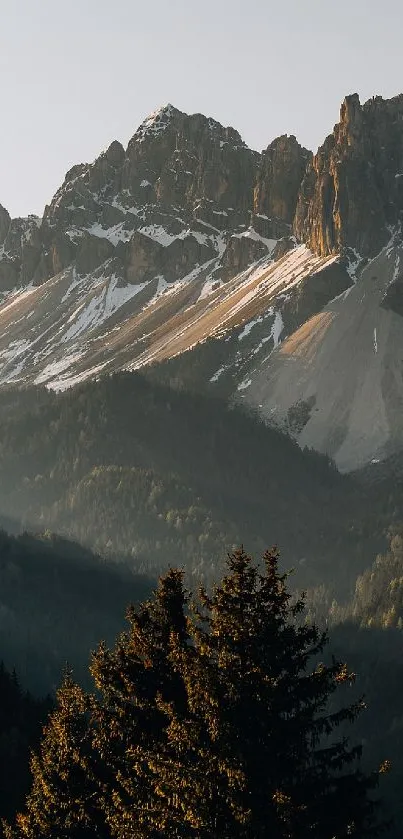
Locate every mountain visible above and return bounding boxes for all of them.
[0,103,344,391]
[295,93,403,258]
[246,95,403,471]
[2,95,403,470]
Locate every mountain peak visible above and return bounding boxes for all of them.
[134,103,180,143]
[295,91,403,257]
[0,204,11,246]
[254,135,311,224]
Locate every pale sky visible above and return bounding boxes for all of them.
[1,0,403,217]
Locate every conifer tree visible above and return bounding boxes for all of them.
[6,570,189,839]
[87,567,189,838]
[8,551,387,839]
[138,548,385,838]
[3,673,106,839]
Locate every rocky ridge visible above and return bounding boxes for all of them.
[0,103,323,389]
[2,95,403,470]
[0,104,316,297]
[294,93,403,258]
[0,105,274,293]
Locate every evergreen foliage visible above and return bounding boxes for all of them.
[6,549,386,838]
[0,663,50,825]
[344,530,403,629]
[3,676,96,839]
[0,374,382,594]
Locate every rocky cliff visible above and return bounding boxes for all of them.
[5,94,403,292]
[0,206,43,290]
[254,134,311,225]
[294,93,403,258]
[0,105,310,296]
[0,103,325,391]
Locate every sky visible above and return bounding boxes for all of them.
[1,0,403,217]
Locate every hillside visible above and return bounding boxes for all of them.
[0,526,151,693]
[0,374,392,599]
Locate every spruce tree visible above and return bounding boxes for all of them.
[6,570,189,839]
[139,548,386,838]
[8,551,387,838]
[88,567,189,838]
[3,674,106,839]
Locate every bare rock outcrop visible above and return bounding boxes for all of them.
[254,135,311,224]
[294,93,403,257]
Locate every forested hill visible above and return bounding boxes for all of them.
[0,529,151,693]
[0,372,393,595]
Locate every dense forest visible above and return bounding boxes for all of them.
[0,372,402,832]
[0,372,395,594]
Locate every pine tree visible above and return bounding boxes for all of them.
[89,567,189,838]
[6,570,189,839]
[140,548,386,838]
[8,551,387,838]
[3,674,107,839]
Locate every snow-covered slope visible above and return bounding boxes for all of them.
[0,243,340,390]
[245,232,403,471]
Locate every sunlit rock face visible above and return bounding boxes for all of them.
[254,134,311,224]
[294,93,403,258]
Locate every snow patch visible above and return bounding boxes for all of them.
[138,224,218,251]
[198,275,223,301]
[346,249,362,281]
[210,365,226,383]
[61,268,84,302]
[271,310,284,347]
[249,311,283,357]
[192,231,211,246]
[0,338,32,363]
[238,315,265,340]
[34,353,84,385]
[393,253,401,282]
[237,378,252,391]
[86,222,133,245]
[47,362,109,392]
[65,228,85,242]
[62,276,147,342]
[139,225,179,247]
[111,197,141,216]
[136,104,176,143]
[232,227,278,253]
